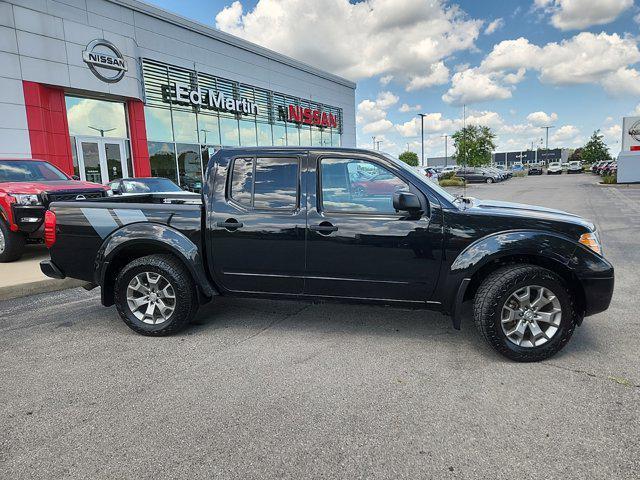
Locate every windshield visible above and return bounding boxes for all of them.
[122,178,183,193]
[381,153,457,204]
[0,160,69,182]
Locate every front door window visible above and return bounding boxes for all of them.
[80,141,102,183]
[105,142,124,181]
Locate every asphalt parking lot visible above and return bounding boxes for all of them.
[1,173,638,479]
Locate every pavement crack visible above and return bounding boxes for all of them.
[545,362,639,388]
[235,303,312,346]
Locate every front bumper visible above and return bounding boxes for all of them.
[40,260,65,279]
[581,275,615,317]
[11,205,45,233]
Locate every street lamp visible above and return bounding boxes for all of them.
[88,126,115,137]
[418,114,426,166]
[441,133,449,167]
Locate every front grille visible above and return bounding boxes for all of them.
[44,190,106,204]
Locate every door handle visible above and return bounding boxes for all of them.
[217,219,243,231]
[309,222,338,234]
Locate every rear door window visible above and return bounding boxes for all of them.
[229,157,299,210]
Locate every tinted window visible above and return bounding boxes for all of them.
[148,142,177,183]
[320,158,409,214]
[254,157,298,209]
[230,158,253,207]
[229,157,299,210]
[0,161,68,182]
[122,178,182,193]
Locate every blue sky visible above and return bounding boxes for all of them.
[145,0,640,157]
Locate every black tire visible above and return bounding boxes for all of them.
[114,254,198,336]
[486,177,494,184]
[0,219,26,263]
[473,264,576,362]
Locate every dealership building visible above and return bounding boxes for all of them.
[0,0,356,186]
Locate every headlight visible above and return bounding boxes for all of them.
[13,194,42,206]
[579,232,602,255]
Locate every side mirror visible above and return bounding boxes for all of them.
[112,189,121,195]
[72,175,80,180]
[393,192,423,217]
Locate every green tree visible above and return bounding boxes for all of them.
[451,125,496,167]
[581,130,611,163]
[568,148,582,162]
[398,151,419,167]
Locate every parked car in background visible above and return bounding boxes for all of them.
[41,146,614,361]
[528,163,543,175]
[0,158,109,262]
[457,167,501,183]
[547,162,563,175]
[107,177,198,197]
[440,165,458,176]
[495,165,513,178]
[511,163,525,172]
[600,162,617,176]
[561,162,569,170]
[567,161,583,174]
[413,166,440,181]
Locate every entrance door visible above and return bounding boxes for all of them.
[76,137,128,184]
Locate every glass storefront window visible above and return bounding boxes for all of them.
[148,141,178,183]
[257,122,272,146]
[172,109,199,143]
[332,132,341,147]
[197,114,221,146]
[65,96,127,138]
[273,125,286,146]
[239,119,257,146]
[311,127,322,146]
[220,117,240,146]
[177,143,202,192]
[299,126,312,146]
[125,141,134,177]
[286,125,300,146]
[69,136,79,178]
[145,107,173,141]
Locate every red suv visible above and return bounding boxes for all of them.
[0,158,109,262]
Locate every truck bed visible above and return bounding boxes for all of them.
[47,193,204,284]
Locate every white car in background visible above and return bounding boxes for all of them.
[547,162,563,174]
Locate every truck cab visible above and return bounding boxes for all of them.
[41,147,614,361]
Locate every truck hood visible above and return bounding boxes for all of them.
[467,198,595,231]
[1,180,107,194]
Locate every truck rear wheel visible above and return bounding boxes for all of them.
[114,254,198,336]
[0,219,26,263]
[473,264,576,362]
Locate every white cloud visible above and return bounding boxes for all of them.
[442,68,513,105]
[479,32,640,96]
[552,124,580,142]
[406,62,450,91]
[399,103,422,113]
[602,124,622,143]
[379,75,393,85]
[357,91,398,135]
[526,111,558,126]
[535,0,633,31]
[215,0,482,91]
[484,18,504,35]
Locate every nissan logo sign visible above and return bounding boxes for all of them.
[628,120,640,142]
[82,39,127,83]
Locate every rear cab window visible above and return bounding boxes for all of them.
[229,156,299,210]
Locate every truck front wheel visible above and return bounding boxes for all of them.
[0,219,26,263]
[114,254,198,336]
[473,264,576,362]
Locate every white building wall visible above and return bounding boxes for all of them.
[0,0,356,154]
[0,2,30,158]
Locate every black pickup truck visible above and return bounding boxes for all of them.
[41,147,614,361]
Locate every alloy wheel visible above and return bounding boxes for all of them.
[126,272,176,324]
[501,285,562,348]
[0,228,5,254]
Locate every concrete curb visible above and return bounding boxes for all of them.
[0,278,86,302]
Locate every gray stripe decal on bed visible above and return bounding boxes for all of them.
[114,209,147,225]
[81,208,118,239]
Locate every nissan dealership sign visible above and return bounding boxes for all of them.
[82,39,127,83]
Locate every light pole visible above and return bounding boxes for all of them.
[375,140,383,151]
[541,126,554,165]
[441,134,449,167]
[88,126,115,137]
[418,113,426,166]
[372,136,376,149]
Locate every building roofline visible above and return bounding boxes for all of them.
[110,0,357,90]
